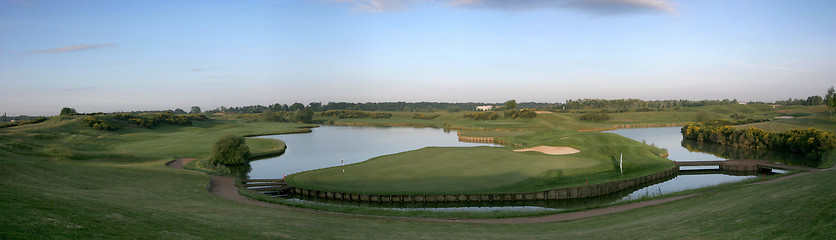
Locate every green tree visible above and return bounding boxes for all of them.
[504,100,517,110]
[190,106,202,114]
[308,102,322,111]
[211,135,250,165]
[826,86,836,118]
[291,107,314,123]
[803,96,823,106]
[173,108,187,115]
[59,107,77,116]
[290,103,305,111]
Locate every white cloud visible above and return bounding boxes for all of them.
[32,43,115,53]
[335,0,677,15]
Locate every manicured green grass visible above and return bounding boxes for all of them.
[288,130,672,194]
[2,114,835,239]
[110,120,313,159]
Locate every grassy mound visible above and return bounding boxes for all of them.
[287,130,673,194]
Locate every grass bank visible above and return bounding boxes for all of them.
[1,115,835,238]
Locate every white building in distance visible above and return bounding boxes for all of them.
[476,105,493,111]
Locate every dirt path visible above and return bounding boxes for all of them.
[166,159,295,210]
[165,158,831,224]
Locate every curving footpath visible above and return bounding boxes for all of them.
[166,158,832,224]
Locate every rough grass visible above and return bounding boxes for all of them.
[319,104,795,132]
[2,146,834,239]
[740,114,836,133]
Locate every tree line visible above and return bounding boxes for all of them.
[319,110,392,119]
[201,98,804,114]
[681,120,836,159]
[260,108,314,123]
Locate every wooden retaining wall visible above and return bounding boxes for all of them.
[721,164,763,172]
[290,167,678,203]
[457,136,495,144]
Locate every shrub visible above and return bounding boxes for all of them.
[681,122,836,159]
[635,107,658,112]
[413,113,440,120]
[211,135,250,165]
[463,112,499,120]
[113,112,208,128]
[580,112,610,121]
[60,107,77,116]
[82,116,118,131]
[503,109,537,119]
[320,110,391,119]
[0,117,48,129]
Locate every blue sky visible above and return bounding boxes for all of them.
[1,0,835,116]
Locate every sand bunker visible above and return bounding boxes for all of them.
[514,146,580,155]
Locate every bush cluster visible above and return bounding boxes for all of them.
[412,113,440,120]
[503,109,537,119]
[682,122,836,159]
[82,116,117,131]
[114,112,207,128]
[0,117,48,129]
[580,112,610,121]
[635,107,660,112]
[463,111,499,120]
[320,110,392,119]
[211,135,250,165]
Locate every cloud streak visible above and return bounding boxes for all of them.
[337,0,676,15]
[33,43,115,53]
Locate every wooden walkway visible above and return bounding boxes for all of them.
[675,159,814,172]
[240,179,292,194]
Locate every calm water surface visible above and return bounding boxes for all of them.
[248,126,798,210]
[249,126,496,179]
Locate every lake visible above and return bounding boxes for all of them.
[249,126,496,179]
[248,125,802,210]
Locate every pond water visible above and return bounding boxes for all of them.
[606,127,807,202]
[247,125,803,211]
[249,126,497,179]
[604,127,722,161]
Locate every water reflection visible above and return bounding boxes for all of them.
[681,139,816,167]
[248,125,498,179]
[285,173,676,210]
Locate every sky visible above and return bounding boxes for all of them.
[1,0,835,116]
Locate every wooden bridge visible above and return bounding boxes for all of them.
[240,179,292,195]
[675,159,809,173]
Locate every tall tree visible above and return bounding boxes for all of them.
[59,107,77,116]
[190,106,202,114]
[290,103,305,111]
[308,102,322,111]
[826,86,836,118]
[504,100,517,110]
